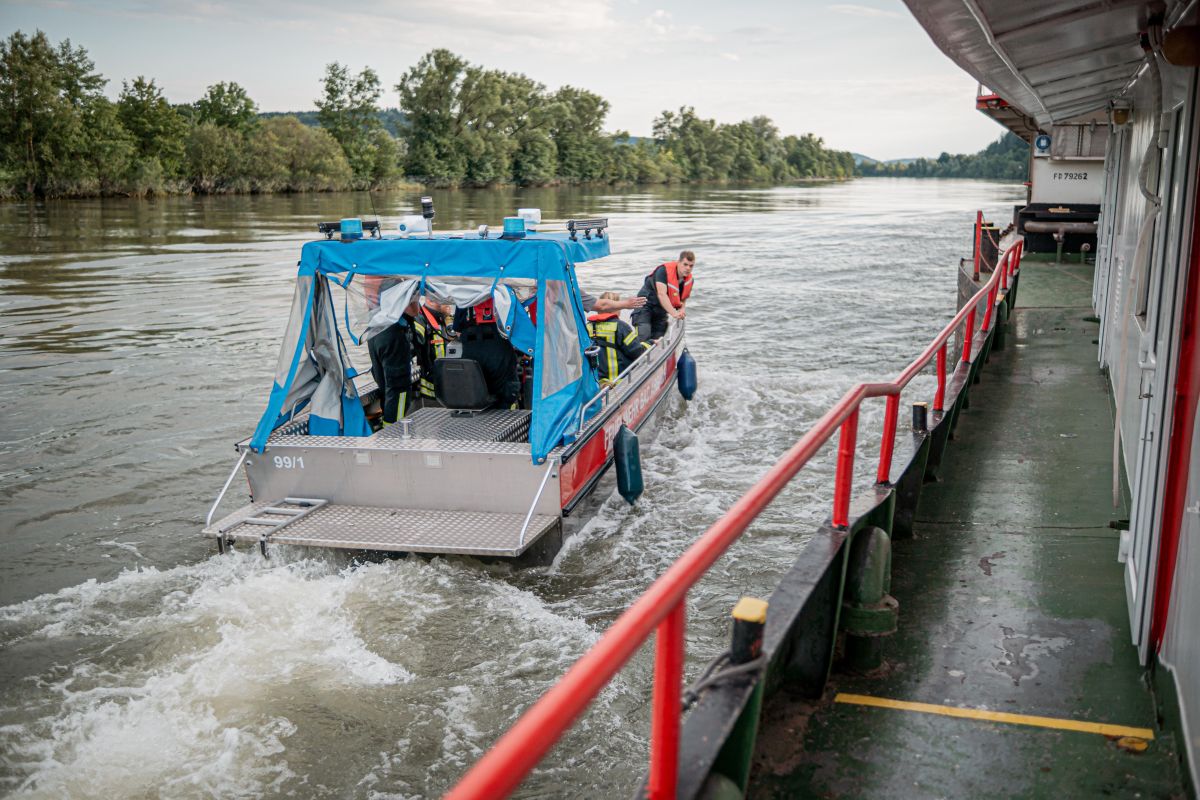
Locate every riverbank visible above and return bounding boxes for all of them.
[0,174,865,202]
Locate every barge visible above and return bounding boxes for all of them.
[447,1,1200,797]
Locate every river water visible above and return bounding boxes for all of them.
[0,179,1025,798]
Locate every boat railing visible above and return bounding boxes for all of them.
[576,321,684,433]
[205,450,248,529]
[445,237,1024,800]
[517,460,559,549]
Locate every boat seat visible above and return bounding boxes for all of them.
[434,358,496,410]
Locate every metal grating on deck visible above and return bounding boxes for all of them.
[204,501,558,557]
[375,407,531,443]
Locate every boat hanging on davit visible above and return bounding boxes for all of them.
[202,203,698,563]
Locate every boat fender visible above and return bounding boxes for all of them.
[614,425,644,505]
[677,348,698,400]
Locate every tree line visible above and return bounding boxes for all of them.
[0,32,861,198]
[859,132,1029,180]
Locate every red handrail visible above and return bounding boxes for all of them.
[446,236,1024,800]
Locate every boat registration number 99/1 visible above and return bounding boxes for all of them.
[273,455,305,469]
[1052,172,1089,180]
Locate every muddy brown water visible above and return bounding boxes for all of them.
[0,179,1025,798]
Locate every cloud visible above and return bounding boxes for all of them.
[720,52,740,62]
[827,4,903,19]
[645,8,673,36]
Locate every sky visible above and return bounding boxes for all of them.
[1,0,1008,161]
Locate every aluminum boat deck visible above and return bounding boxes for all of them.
[203,407,563,557]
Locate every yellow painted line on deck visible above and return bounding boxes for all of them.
[834,693,1154,740]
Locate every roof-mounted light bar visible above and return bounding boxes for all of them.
[317,220,381,240]
[566,218,608,241]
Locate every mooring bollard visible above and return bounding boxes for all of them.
[731,597,768,664]
[842,526,898,672]
[912,401,929,433]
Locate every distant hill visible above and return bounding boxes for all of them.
[258,108,407,137]
[858,132,1029,180]
[854,153,919,166]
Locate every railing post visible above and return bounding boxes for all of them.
[973,210,982,281]
[1001,250,1009,290]
[648,601,686,799]
[934,344,947,411]
[982,284,996,331]
[832,408,859,528]
[962,307,976,363]
[875,395,899,485]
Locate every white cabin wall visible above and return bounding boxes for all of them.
[1100,63,1193,426]
[1097,75,1158,486]
[1157,58,1200,790]
[1162,408,1200,788]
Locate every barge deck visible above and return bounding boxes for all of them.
[750,260,1187,798]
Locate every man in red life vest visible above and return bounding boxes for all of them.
[454,297,520,408]
[631,250,694,341]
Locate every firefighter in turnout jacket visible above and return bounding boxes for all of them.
[587,292,651,385]
[412,300,452,405]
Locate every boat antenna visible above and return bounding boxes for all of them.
[366,186,381,237]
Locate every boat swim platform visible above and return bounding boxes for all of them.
[748,260,1187,799]
[203,500,560,558]
[208,407,565,558]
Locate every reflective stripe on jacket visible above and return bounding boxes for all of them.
[587,314,649,383]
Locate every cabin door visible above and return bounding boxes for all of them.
[1124,104,1194,662]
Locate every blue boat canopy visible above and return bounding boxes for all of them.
[250,230,609,464]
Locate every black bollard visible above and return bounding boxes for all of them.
[730,597,768,664]
[912,402,929,433]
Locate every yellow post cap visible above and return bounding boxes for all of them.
[732,597,768,624]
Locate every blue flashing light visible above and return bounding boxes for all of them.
[340,218,364,240]
[502,216,526,239]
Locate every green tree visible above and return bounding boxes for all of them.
[186,121,242,192]
[316,63,398,186]
[84,97,137,194]
[548,87,610,181]
[653,107,735,181]
[259,115,352,191]
[397,49,469,181]
[117,76,188,179]
[859,132,1028,179]
[0,30,106,195]
[195,81,257,132]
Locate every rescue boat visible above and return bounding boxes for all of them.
[202,209,693,563]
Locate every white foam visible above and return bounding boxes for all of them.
[1,553,411,797]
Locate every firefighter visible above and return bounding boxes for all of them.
[454,297,520,408]
[368,298,418,425]
[631,249,695,341]
[587,292,651,385]
[412,299,452,406]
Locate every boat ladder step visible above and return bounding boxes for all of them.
[218,497,328,539]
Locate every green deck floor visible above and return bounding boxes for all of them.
[750,261,1186,799]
